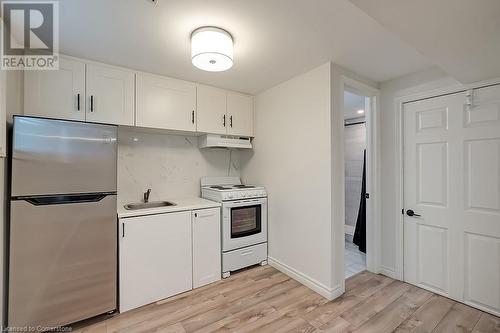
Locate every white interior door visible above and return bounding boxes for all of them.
[459,85,500,315]
[403,85,500,316]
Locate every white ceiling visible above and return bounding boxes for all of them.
[58,0,433,94]
[344,91,365,120]
[350,0,500,84]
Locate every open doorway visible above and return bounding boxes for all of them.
[344,89,368,278]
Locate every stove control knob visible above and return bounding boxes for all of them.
[227,194,233,199]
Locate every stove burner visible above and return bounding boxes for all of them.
[233,185,256,189]
[210,186,232,190]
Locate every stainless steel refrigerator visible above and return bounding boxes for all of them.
[8,116,118,329]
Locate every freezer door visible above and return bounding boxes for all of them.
[8,195,117,329]
[12,117,117,197]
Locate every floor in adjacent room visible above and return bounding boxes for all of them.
[73,266,499,333]
[345,235,367,278]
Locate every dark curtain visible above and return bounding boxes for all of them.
[353,149,367,253]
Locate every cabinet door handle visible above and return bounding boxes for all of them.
[90,95,94,112]
[122,223,125,238]
[230,115,233,128]
[77,94,80,111]
[192,110,195,124]
[223,114,226,127]
[196,213,215,218]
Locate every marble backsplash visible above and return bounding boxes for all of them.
[117,127,240,204]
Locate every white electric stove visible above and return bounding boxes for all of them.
[201,177,268,278]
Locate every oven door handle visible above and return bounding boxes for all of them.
[224,199,266,207]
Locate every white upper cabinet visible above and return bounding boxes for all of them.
[196,85,227,135]
[197,86,254,137]
[22,55,255,137]
[192,208,221,289]
[136,74,196,132]
[86,64,135,126]
[24,57,85,121]
[227,92,254,137]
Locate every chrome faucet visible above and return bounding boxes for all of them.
[143,189,152,203]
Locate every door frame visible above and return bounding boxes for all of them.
[393,77,500,281]
[340,76,381,276]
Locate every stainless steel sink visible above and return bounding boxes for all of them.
[124,201,176,210]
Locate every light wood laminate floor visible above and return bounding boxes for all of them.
[73,266,500,333]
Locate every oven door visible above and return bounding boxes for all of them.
[222,198,267,252]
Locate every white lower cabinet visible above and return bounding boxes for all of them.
[119,207,221,313]
[119,211,192,313]
[192,208,221,288]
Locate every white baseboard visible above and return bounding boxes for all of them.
[380,266,400,280]
[268,257,343,300]
[345,224,355,236]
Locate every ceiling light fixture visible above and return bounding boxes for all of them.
[191,27,233,72]
[357,109,365,114]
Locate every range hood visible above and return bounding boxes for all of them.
[199,134,253,149]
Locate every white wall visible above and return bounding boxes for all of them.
[0,66,5,328]
[1,70,23,326]
[241,62,378,298]
[117,128,240,205]
[241,63,336,297]
[379,67,460,277]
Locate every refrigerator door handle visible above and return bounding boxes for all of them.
[14,193,116,206]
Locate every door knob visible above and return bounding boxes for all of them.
[406,209,421,217]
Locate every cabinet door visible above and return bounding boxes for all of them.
[192,208,221,288]
[196,85,227,135]
[136,74,196,132]
[86,64,134,126]
[24,57,85,121]
[227,92,254,137]
[119,211,192,313]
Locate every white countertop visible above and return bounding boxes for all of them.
[117,197,221,218]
